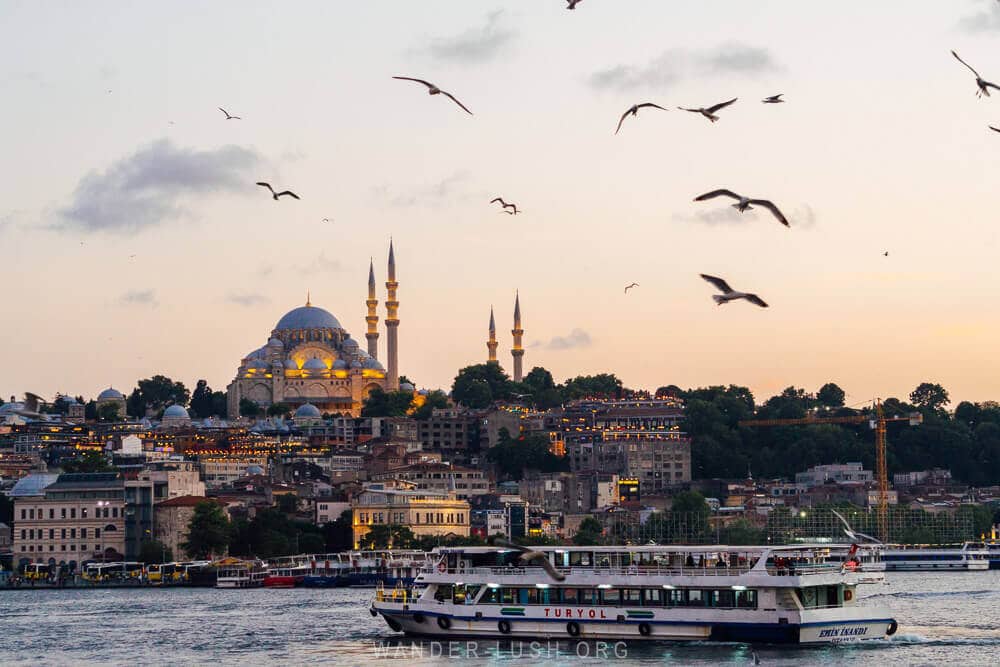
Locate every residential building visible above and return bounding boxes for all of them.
[198,456,268,489]
[795,463,873,488]
[315,500,351,525]
[124,460,207,559]
[372,462,491,501]
[351,481,470,547]
[154,496,225,561]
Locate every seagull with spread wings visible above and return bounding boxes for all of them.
[494,538,565,581]
[694,189,790,227]
[762,94,785,104]
[615,102,668,134]
[256,182,300,201]
[566,0,583,8]
[700,274,769,308]
[491,197,519,214]
[218,107,242,120]
[392,76,473,114]
[678,98,737,122]
[952,50,1000,98]
[990,126,1000,133]
[624,282,639,294]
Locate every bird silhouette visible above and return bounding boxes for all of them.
[256,182,300,200]
[700,274,768,308]
[951,50,1000,98]
[831,509,881,544]
[491,197,519,214]
[322,218,333,223]
[615,103,668,134]
[991,126,1000,133]
[624,282,639,294]
[218,107,242,120]
[678,98,737,122]
[494,538,565,581]
[694,189,789,227]
[567,0,583,8]
[762,94,784,104]
[392,76,472,114]
[884,251,889,257]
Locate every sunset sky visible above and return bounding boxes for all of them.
[2,1,1000,407]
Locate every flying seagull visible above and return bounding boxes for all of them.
[884,251,889,257]
[624,282,639,294]
[700,274,769,308]
[762,94,784,104]
[322,218,333,223]
[502,208,520,215]
[951,50,1000,98]
[567,0,583,8]
[694,189,790,227]
[490,197,519,214]
[256,182,300,200]
[990,126,1000,133]
[392,76,472,115]
[678,98,737,122]
[615,102,668,134]
[218,107,242,120]
[831,509,881,544]
[494,538,565,581]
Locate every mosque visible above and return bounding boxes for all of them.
[226,241,402,419]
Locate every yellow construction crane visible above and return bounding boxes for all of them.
[739,400,922,541]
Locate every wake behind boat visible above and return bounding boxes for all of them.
[371,544,897,644]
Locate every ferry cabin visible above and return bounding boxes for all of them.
[880,542,989,571]
[371,545,897,645]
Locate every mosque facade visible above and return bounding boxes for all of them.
[226,242,401,419]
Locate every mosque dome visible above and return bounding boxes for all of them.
[363,358,385,371]
[98,388,124,401]
[295,403,322,419]
[284,358,299,369]
[303,358,327,371]
[250,358,269,370]
[163,405,189,419]
[332,359,348,370]
[275,305,342,331]
[342,337,359,350]
[351,360,363,369]
[399,382,416,393]
[267,337,284,348]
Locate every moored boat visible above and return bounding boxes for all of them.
[263,564,310,588]
[880,542,989,571]
[216,559,268,588]
[371,544,897,645]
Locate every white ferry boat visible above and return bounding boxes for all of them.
[370,544,897,644]
[215,559,268,588]
[880,542,990,571]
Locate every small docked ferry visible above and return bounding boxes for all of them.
[880,542,990,571]
[263,564,311,588]
[371,545,897,644]
[216,559,268,588]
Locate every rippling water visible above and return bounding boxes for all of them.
[1,572,998,665]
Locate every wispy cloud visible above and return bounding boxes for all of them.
[301,252,342,275]
[533,328,593,351]
[120,289,158,307]
[958,0,1000,32]
[374,171,473,208]
[57,139,261,234]
[674,203,816,229]
[590,42,780,91]
[226,292,269,307]
[425,11,515,64]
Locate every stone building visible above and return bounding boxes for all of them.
[351,481,470,548]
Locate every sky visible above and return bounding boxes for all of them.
[2,0,1000,407]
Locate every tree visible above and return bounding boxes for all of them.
[358,524,416,550]
[126,388,144,418]
[487,432,568,481]
[138,540,173,564]
[562,374,623,400]
[61,451,113,473]
[97,403,121,423]
[398,375,415,388]
[190,380,215,419]
[277,494,299,514]
[0,494,13,525]
[910,382,950,413]
[323,510,354,552]
[573,517,604,545]
[183,501,231,559]
[452,363,512,408]
[816,383,846,409]
[239,398,261,419]
[267,403,292,418]
[136,375,190,412]
[721,519,766,545]
[210,392,228,418]
[411,390,449,420]
[670,490,710,515]
[84,400,98,421]
[361,387,414,417]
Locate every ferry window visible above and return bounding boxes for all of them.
[483,587,501,604]
[736,590,757,609]
[622,589,643,604]
[712,590,735,608]
[569,552,592,567]
[687,590,706,607]
[577,588,598,605]
[434,584,454,602]
[798,587,818,608]
[644,588,665,605]
[537,588,553,605]
[600,588,620,605]
[562,588,579,603]
[501,588,516,604]
[519,588,539,605]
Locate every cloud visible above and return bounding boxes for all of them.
[301,252,342,275]
[674,202,816,229]
[589,42,780,91]
[226,292,269,307]
[959,1,1000,31]
[374,171,472,208]
[58,139,261,234]
[120,289,158,307]
[534,328,593,351]
[425,11,515,64]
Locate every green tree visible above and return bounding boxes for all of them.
[910,382,950,413]
[267,403,292,418]
[816,383,846,409]
[97,403,121,423]
[84,400,98,421]
[411,390,449,420]
[323,510,355,552]
[573,516,604,545]
[721,519,766,545]
[277,493,299,514]
[239,398,261,419]
[126,388,144,418]
[61,451,114,473]
[190,380,214,419]
[670,490,710,515]
[138,540,173,564]
[210,392,228,418]
[361,387,414,417]
[562,373,623,400]
[136,375,190,411]
[452,363,512,408]
[487,431,568,481]
[183,501,231,559]
[359,524,416,550]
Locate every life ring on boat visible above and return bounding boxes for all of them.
[437,616,452,630]
[566,621,581,637]
[413,613,426,624]
[498,620,512,634]
[843,589,854,602]
[886,620,898,636]
[437,561,447,573]
[638,622,652,637]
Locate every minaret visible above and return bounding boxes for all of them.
[365,259,379,359]
[385,240,400,390]
[511,291,524,382]
[487,307,498,363]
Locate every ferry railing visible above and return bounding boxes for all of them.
[421,563,841,578]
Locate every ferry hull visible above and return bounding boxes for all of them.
[371,604,895,645]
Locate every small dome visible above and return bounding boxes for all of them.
[342,337,359,350]
[250,358,269,370]
[295,403,322,418]
[267,337,284,348]
[303,358,327,371]
[284,358,298,369]
[98,388,124,401]
[60,396,80,406]
[275,305,342,331]
[399,382,415,393]
[332,359,348,370]
[363,358,384,370]
[163,405,189,419]
[350,360,363,369]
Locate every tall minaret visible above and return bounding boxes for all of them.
[511,291,524,382]
[487,307,498,363]
[365,259,379,359]
[385,240,400,390]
